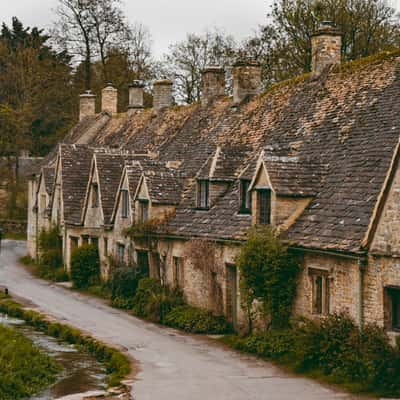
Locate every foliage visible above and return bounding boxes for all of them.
[0,298,131,388]
[241,0,400,86]
[132,278,184,323]
[162,28,237,104]
[109,263,147,309]
[37,225,63,273]
[0,324,60,400]
[237,226,301,330]
[164,305,231,334]
[222,313,400,397]
[70,244,100,289]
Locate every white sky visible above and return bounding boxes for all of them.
[2,0,400,58]
[0,0,270,57]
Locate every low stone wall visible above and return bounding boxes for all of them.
[0,219,27,236]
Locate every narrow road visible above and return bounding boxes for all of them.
[0,240,363,400]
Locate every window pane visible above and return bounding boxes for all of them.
[258,190,271,224]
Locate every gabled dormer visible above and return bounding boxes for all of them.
[133,161,183,223]
[195,145,252,210]
[249,148,325,231]
[82,155,104,228]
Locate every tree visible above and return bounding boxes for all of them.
[0,18,74,217]
[162,29,237,104]
[53,0,95,90]
[241,0,400,86]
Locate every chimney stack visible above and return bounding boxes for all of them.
[201,66,226,106]
[128,80,145,114]
[232,60,262,104]
[101,83,118,114]
[153,80,173,110]
[311,21,342,74]
[79,90,96,121]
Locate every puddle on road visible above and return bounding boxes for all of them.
[0,314,107,399]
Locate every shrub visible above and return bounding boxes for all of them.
[132,278,184,322]
[237,226,301,330]
[221,313,400,397]
[38,225,63,272]
[110,265,146,309]
[70,244,100,289]
[164,305,232,334]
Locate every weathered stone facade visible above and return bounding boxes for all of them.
[27,24,400,334]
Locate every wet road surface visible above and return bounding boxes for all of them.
[0,240,365,400]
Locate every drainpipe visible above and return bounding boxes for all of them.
[358,258,367,327]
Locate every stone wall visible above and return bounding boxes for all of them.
[0,219,27,235]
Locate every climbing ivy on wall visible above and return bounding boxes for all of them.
[237,226,301,331]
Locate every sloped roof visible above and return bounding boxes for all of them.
[60,144,94,225]
[42,167,55,195]
[140,161,184,205]
[43,51,400,253]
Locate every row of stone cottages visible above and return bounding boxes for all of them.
[27,23,400,333]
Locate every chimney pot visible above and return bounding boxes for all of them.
[101,83,118,114]
[153,80,173,110]
[128,80,145,113]
[79,90,96,121]
[232,60,262,104]
[311,22,342,74]
[201,66,226,106]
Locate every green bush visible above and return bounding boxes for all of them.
[110,266,146,309]
[221,313,400,397]
[0,325,60,400]
[70,244,100,289]
[237,226,301,330]
[132,278,184,322]
[164,305,231,334]
[38,226,63,270]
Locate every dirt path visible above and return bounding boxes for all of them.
[0,240,365,400]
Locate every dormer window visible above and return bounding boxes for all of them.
[239,180,252,214]
[138,199,149,223]
[121,190,129,218]
[197,180,209,209]
[257,189,271,224]
[92,183,99,208]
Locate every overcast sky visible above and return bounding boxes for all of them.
[3,0,400,58]
[1,0,272,57]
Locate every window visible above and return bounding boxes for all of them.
[197,180,209,209]
[92,183,99,208]
[137,250,150,276]
[173,256,184,288]
[117,243,125,263]
[385,287,400,331]
[138,200,149,223]
[81,235,89,245]
[257,189,271,224]
[103,237,108,257]
[309,269,330,315]
[40,194,47,213]
[70,236,79,254]
[121,190,129,218]
[91,237,99,249]
[239,180,252,213]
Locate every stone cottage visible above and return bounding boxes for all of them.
[27,23,400,333]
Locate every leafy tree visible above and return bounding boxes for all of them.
[162,29,237,104]
[241,0,400,86]
[237,226,301,331]
[70,244,100,289]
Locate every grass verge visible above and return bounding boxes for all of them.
[0,293,131,388]
[0,323,60,400]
